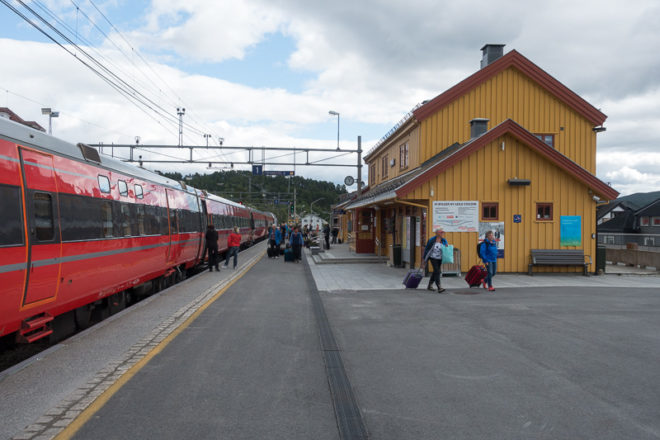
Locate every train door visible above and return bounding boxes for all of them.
[18,148,62,306]
[197,198,208,261]
[165,189,179,264]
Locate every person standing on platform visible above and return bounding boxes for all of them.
[205,224,219,272]
[331,226,339,244]
[268,226,281,259]
[479,230,498,292]
[289,226,304,262]
[423,228,448,293]
[224,226,241,269]
[323,224,330,250]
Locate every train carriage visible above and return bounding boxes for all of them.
[0,117,273,345]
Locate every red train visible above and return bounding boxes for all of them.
[0,117,275,345]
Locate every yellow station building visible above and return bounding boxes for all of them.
[335,45,619,273]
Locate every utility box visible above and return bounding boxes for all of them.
[392,244,402,268]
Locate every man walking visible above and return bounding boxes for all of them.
[224,226,241,269]
[205,224,219,272]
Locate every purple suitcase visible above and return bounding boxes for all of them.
[403,269,424,289]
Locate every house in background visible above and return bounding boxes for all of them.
[598,191,660,248]
[0,108,45,132]
[337,44,619,273]
[301,214,327,232]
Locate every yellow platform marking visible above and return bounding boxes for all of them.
[56,251,265,439]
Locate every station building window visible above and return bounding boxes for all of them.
[482,202,498,220]
[400,143,409,169]
[382,155,388,179]
[534,134,554,147]
[369,163,376,185]
[536,203,553,221]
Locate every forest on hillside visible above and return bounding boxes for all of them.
[161,170,348,222]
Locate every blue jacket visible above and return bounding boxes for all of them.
[290,231,304,246]
[424,237,448,260]
[479,238,498,263]
[269,227,282,245]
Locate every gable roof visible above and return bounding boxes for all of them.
[395,119,618,200]
[413,50,607,126]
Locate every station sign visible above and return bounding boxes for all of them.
[264,170,295,176]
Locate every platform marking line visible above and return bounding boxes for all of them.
[51,251,265,440]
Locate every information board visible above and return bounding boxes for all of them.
[560,216,582,247]
[432,201,479,232]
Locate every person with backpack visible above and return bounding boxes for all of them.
[268,225,281,259]
[205,224,219,272]
[289,226,304,262]
[478,230,498,291]
[224,226,241,269]
[423,228,448,293]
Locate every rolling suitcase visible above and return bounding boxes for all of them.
[284,248,295,262]
[403,268,424,289]
[465,265,487,287]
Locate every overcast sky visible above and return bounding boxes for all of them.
[1,0,659,196]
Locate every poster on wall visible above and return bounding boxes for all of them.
[560,216,582,247]
[415,217,421,247]
[478,222,505,258]
[432,201,479,232]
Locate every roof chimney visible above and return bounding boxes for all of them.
[480,44,505,68]
[470,118,489,138]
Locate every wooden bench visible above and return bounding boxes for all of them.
[528,249,592,276]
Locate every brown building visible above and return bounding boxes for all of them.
[0,108,46,132]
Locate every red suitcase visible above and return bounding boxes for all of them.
[465,265,487,287]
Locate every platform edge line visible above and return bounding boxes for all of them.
[54,250,265,440]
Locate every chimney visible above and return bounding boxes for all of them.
[470,118,489,138]
[480,44,505,68]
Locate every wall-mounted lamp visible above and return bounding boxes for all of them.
[507,178,531,186]
[593,126,606,133]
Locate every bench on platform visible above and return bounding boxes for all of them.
[528,249,592,276]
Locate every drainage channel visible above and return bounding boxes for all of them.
[303,254,369,440]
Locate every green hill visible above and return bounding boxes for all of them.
[160,170,347,222]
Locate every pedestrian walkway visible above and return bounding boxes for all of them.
[308,243,660,292]
[2,244,268,440]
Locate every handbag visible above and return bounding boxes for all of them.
[441,244,454,263]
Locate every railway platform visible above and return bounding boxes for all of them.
[3,242,660,439]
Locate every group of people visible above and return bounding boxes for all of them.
[423,228,498,292]
[204,224,242,272]
[267,224,305,262]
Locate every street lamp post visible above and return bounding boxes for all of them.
[41,108,59,135]
[310,197,324,216]
[328,110,339,150]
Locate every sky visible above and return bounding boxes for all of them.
[0,0,659,196]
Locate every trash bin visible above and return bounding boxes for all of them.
[392,244,402,268]
[595,244,606,274]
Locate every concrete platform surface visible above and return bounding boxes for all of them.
[308,246,660,292]
[321,286,660,440]
[0,244,267,440]
[70,254,337,440]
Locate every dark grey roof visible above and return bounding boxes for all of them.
[597,191,660,220]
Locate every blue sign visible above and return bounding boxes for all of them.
[252,165,263,175]
[513,214,521,223]
[560,216,582,247]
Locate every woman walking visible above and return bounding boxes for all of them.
[289,226,304,262]
[423,228,448,293]
[479,230,498,291]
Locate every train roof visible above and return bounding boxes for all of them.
[0,117,275,217]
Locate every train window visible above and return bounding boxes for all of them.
[135,184,143,199]
[33,192,54,241]
[0,184,24,246]
[98,175,110,194]
[118,180,128,197]
[136,205,146,235]
[101,201,113,237]
[169,208,178,234]
[121,204,132,236]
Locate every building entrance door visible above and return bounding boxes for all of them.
[355,208,375,253]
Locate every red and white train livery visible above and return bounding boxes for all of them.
[0,117,275,344]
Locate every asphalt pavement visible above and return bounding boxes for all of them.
[70,255,338,440]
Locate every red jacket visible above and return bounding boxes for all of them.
[228,232,241,248]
